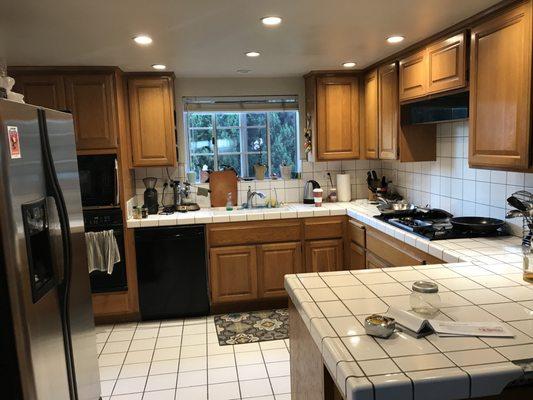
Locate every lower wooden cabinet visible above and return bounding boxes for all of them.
[209,245,258,304]
[305,239,343,272]
[349,242,365,270]
[258,242,302,298]
[366,251,392,269]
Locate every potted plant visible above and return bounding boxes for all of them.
[280,161,292,180]
[252,138,267,180]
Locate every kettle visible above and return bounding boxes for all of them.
[303,180,320,204]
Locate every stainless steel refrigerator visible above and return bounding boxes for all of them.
[0,99,101,400]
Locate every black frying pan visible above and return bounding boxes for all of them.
[450,217,505,233]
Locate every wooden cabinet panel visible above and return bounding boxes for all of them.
[378,63,399,160]
[64,74,118,150]
[399,49,428,101]
[348,219,365,248]
[258,242,302,298]
[305,239,343,272]
[208,219,301,247]
[469,3,532,169]
[316,76,360,160]
[210,245,258,304]
[128,76,176,166]
[12,74,66,110]
[366,251,391,269]
[363,70,379,159]
[427,32,466,94]
[303,216,344,240]
[349,242,365,270]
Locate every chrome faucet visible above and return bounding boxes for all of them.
[243,186,265,209]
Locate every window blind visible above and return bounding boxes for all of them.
[183,95,299,112]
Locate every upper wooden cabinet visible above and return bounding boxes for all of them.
[64,74,118,151]
[469,2,532,169]
[305,73,360,160]
[127,75,176,167]
[399,32,467,102]
[427,33,467,94]
[363,70,379,159]
[12,74,67,110]
[363,63,398,160]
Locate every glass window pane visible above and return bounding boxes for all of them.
[247,128,267,152]
[216,113,239,127]
[190,154,214,173]
[189,113,212,128]
[218,154,241,176]
[246,112,266,126]
[216,128,240,153]
[246,153,267,177]
[269,111,298,176]
[189,129,213,153]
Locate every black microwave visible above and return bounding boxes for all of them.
[77,155,119,208]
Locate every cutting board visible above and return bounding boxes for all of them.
[209,170,238,207]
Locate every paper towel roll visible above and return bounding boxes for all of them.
[336,173,351,202]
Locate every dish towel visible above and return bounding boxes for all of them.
[85,230,121,274]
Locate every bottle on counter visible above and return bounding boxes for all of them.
[226,193,233,211]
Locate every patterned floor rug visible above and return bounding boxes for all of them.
[214,309,289,345]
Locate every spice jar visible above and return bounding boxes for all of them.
[132,206,142,219]
[141,207,149,218]
[410,281,441,315]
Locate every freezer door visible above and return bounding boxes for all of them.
[0,100,71,400]
[44,108,100,400]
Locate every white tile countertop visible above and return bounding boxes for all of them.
[284,249,533,399]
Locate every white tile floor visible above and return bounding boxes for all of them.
[95,316,291,400]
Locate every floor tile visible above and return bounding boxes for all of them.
[99,353,126,367]
[156,336,182,349]
[133,329,159,340]
[119,363,150,379]
[262,349,290,363]
[175,385,208,399]
[108,331,135,342]
[235,351,263,366]
[209,353,237,368]
[177,369,207,388]
[102,341,131,354]
[209,342,235,355]
[179,356,207,372]
[99,365,122,381]
[238,363,269,381]
[182,334,207,346]
[113,376,147,395]
[149,359,178,375]
[152,347,180,361]
[110,393,142,400]
[208,381,240,400]
[208,366,238,384]
[270,376,291,394]
[259,341,286,351]
[142,389,175,400]
[183,324,207,335]
[240,378,273,398]
[100,380,115,396]
[129,339,156,352]
[181,344,207,359]
[158,326,182,337]
[266,361,290,378]
[124,350,153,365]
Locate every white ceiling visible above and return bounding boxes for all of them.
[2,0,500,77]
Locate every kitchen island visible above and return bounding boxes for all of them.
[285,262,533,400]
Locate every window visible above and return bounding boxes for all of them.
[187,111,299,178]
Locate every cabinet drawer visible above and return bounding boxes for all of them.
[348,219,365,247]
[366,251,392,269]
[304,216,345,240]
[208,219,301,246]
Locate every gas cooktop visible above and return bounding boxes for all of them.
[374,209,508,240]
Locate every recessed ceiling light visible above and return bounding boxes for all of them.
[245,51,260,57]
[261,16,282,26]
[237,69,251,74]
[133,35,153,45]
[152,64,166,70]
[342,62,356,68]
[387,35,405,44]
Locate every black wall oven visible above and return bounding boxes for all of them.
[78,154,119,208]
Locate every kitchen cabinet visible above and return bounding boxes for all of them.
[469,2,532,169]
[127,75,176,167]
[363,70,379,159]
[349,242,365,270]
[399,32,466,101]
[12,74,67,110]
[378,63,399,159]
[305,239,343,272]
[258,242,302,298]
[305,73,360,161]
[64,74,118,151]
[209,245,258,303]
[366,251,391,269]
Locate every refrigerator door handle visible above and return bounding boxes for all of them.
[45,195,66,285]
[38,109,78,400]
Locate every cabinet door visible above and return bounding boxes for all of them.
[469,3,532,169]
[258,242,302,298]
[349,242,365,270]
[365,251,391,269]
[128,76,176,167]
[305,239,343,273]
[210,245,258,304]
[378,63,399,160]
[64,74,118,150]
[399,49,428,101]
[363,70,379,159]
[427,32,466,94]
[12,74,66,110]
[316,76,360,160]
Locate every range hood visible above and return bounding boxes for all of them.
[401,91,469,125]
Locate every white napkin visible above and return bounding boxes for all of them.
[85,230,121,274]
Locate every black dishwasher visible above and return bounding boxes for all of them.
[135,225,209,320]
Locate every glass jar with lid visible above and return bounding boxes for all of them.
[410,281,441,316]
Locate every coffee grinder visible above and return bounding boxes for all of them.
[143,177,159,214]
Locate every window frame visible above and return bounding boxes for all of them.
[186,110,299,178]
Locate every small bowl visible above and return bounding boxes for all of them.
[364,314,396,338]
